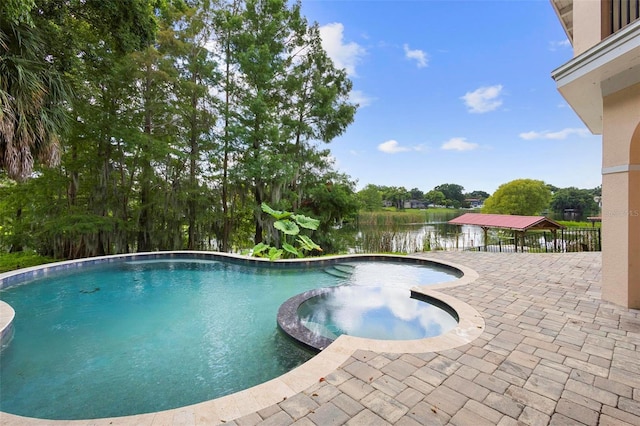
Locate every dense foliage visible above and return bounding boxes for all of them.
[482,179,552,216]
[0,0,358,258]
[0,0,160,182]
[550,187,600,217]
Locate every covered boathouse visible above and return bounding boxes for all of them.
[449,213,565,252]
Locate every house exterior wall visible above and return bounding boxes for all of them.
[572,0,605,55]
[601,82,640,307]
[552,0,640,308]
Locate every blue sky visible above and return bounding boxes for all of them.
[299,0,602,194]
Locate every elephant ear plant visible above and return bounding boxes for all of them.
[252,203,322,260]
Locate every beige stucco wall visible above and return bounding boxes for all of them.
[603,83,640,166]
[629,167,640,308]
[572,0,605,56]
[602,82,640,308]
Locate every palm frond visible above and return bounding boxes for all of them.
[0,20,69,181]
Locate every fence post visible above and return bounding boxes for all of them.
[544,232,548,253]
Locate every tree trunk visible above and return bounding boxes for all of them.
[254,185,263,245]
[10,207,23,253]
[187,71,199,250]
[137,63,154,252]
[221,42,232,252]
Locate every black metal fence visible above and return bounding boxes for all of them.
[469,228,601,253]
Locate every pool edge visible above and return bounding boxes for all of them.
[0,300,15,351]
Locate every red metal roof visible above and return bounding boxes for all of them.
[448,213,564,231]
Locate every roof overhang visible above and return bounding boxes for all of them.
[550,0,574,42]
[551,19,640,134]
[448,213,565,232]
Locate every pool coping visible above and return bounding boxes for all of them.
[0,251,482,425]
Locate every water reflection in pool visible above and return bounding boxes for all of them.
[297,286,458,341]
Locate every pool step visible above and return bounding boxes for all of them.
[301,320,342,340]
[324,263,355,279]
[324,267,350,279]
[333,264,356,274]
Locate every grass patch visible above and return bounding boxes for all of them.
[0,251,56,273]
[359,210,427,226]
[358,208,466,226]
[557,220,601,228]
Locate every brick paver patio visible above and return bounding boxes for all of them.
[228,252,640,426]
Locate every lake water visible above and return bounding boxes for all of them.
[339,210,486,253]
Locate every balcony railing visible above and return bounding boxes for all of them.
[610,0,640,34]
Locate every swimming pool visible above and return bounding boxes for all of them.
[0,253,461,420]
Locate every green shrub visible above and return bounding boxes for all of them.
[0,251,56,273]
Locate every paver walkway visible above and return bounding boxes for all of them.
[227,252,640,426]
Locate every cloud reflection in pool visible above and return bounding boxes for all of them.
[297,286,458,341]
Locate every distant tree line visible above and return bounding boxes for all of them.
[482,180,600,218]
[357,183,490,211]
[548,184,601,218]
[357,180,601,219]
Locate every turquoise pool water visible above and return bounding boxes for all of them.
[0,256,458,420]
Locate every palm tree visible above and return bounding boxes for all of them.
[0,17,68,182]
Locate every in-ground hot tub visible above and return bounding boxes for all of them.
[278,286,459,351]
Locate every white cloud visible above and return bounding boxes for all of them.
[350,90,375,107]
[549,39,571,51]
[403,44,428,68]
[377,140,426,154]
[441,137,479,151]
[378,140,410,153]
[461,85,503,113]
[519,128,591,140]
[319,23,366,77]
